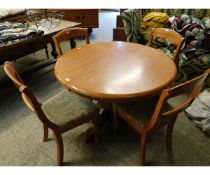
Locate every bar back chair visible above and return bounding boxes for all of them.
[147,28,185,63]
[113,69,210,165]
[4,61,99,166]
[52,27,89,57]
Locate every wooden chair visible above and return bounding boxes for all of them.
[113,69,210,165]
[52,27,90,57]
[147,28,185,63]
[4,61,99,166]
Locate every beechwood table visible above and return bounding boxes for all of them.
[54,41,177,103]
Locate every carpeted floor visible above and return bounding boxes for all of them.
[0,10,210,166]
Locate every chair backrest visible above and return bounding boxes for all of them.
[147,28,185,63]
[3,61,56,129]
[146,69,210,130]
[52,27,90,57]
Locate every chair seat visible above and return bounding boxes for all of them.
[115,97,173,128]
[115,98,159,128]
[42,90,98,128]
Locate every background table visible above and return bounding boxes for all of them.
[55,41,177,102]
[0,20,80,64]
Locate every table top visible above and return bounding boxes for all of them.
[54,41,177,102]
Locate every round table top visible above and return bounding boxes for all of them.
[54,41,177,102]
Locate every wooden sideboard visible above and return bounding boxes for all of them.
[63,9,99,29]
[48,9,99,30]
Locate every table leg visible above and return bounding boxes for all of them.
[70,38,76,49]
[84,102,113,144]
[50,42,57,59]
[88,28,92,34]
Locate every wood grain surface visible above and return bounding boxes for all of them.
[55,41,177,102]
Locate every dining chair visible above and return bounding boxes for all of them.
[147,28,185,63]
[112,69,210,165]
[52,27,90,57]
[4,61,99,166]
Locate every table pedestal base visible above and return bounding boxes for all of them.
[84,108,113,144]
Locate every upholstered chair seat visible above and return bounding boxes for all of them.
[115,98,172,128]
[42,90,98,129]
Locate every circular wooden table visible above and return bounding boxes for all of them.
[54,41,177,102]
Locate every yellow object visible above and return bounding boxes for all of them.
[140,12,169,39]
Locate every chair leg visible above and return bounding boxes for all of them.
[53,131,64,166]
[92,116,99,144]
[112,105,118,137]
[166,117,177,150]
[43,124,48,142]
[140,134,147,166]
